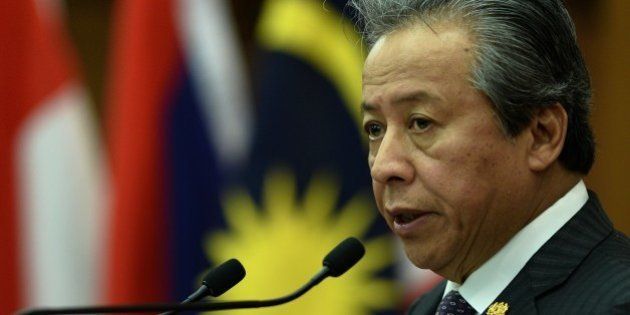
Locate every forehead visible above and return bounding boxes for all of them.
[362,22,474,92]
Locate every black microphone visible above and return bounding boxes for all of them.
[21,237,365,314]
[159,258,245,315]
[323,237,365,277]
[184,258,246,302]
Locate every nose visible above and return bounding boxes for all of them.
[370,130,415,185]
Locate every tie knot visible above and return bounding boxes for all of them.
[436,290,475,315]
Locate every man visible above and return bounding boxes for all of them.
[349,0,630,314]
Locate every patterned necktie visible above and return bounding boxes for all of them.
[435,290,476,315]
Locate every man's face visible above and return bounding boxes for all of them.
[362,23,535,281]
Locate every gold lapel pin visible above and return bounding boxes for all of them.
[487,302,509,315]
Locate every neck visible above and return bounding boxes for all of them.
[527,165,582,227]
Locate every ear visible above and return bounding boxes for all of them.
[526,103,568,172]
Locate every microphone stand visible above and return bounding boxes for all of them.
[23,236,365,315]
[21,267,330,315]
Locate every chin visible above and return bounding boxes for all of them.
[403,242,446,271]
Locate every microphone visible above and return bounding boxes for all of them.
[21,237,365,314]
[323,237,366,277]
[159,258,245,315]
[184,258,246,302]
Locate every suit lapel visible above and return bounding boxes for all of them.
[487,192,613,314]
[407,281,446,315]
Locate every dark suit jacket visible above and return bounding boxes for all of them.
[407,192,630,314]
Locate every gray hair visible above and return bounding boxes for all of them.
[348,0,594,174]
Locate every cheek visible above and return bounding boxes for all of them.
[371,180,385,210]
[415,138,507,223]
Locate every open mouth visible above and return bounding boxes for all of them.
[393,213,423,225]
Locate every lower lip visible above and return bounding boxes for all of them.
[392,213,435,237]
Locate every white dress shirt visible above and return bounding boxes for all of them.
[442,180,589,314]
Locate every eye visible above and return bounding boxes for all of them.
[364,121,385,140]
[409,117,432,132]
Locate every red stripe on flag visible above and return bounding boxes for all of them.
[105,0,181,303]
[0,0,73,312]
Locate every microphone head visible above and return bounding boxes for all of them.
[323,237,365,277]
[202,258,246,297]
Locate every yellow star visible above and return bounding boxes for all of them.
[203,170,397,314]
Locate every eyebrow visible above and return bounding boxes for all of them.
[360,90,438,114]
[360,102,375,114]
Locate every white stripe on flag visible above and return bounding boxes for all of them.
[17,82,107,306]
[178,0,253,170]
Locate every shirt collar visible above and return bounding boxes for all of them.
[443,180,588,313]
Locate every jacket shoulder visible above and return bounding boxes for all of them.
[596,230,630,262]
[588,230,630,301]
[538,230,630,313]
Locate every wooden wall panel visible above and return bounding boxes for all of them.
[569,1,630,234]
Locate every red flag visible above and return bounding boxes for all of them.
[104,0,180,303]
